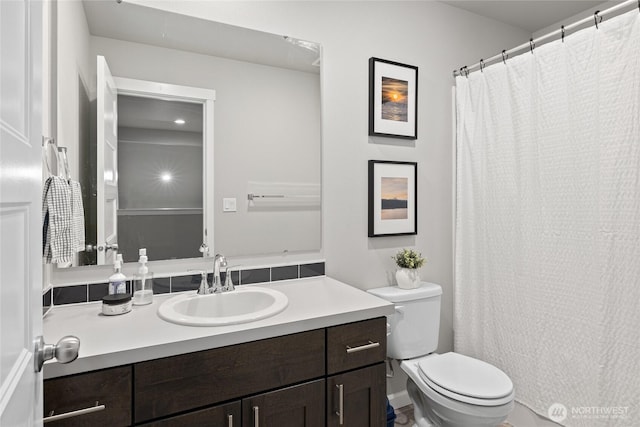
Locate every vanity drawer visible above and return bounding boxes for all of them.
[140,401,241,427]
[134,329,325,423]
[327,317,386,375]
[43,366,132,426]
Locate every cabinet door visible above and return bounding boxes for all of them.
[327,363,386,427]
[242,379,325,427]
[140,401,241,427]
[43,366,132,426]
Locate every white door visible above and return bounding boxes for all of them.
[0,0,43,425]
[96,56,118,265]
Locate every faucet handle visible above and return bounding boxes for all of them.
[222,265,241,291]
[225,265,241,272]
[188,270,210,295]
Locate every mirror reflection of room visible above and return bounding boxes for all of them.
[56,0,322,269]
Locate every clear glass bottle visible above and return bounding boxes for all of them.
[132,248,153,305]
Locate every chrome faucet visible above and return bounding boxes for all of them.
[213,254,228,293]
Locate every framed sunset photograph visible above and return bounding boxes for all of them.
[368,160,417,237]
[369,57,418,139]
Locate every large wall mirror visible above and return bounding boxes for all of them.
[54,0,322,267]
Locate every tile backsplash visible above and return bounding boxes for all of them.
[43,287,52,316]
[49,262,326,306]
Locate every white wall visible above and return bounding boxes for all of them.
[127,0,530,397]
[533,0,625,38]
[56,0,92,179]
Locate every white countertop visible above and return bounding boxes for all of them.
[43,276,394,379]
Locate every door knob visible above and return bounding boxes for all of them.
[102,243,118,252]
[199,243,209,255]
[85,243,118,252]
[34,335,80,372]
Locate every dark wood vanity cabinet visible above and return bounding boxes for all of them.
[43,366,132,426]
[326,318,387,427]
[43,317,386,426]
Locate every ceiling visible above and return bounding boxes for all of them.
[441,1,608,33]
[82,1,320,74]
[83,1,620,73]
[118,95,203,133]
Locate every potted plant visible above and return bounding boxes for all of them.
[393,248,426,289]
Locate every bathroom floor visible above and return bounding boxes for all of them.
[393,405,415,426]
[393,405,514,427]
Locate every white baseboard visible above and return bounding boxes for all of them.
[387,390,411,409]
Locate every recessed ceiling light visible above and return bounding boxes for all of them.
[161,172,172,182]
[174,119,186,125]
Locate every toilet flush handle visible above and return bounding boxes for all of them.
[395,305,405,315]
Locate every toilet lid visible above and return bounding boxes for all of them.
[418,353,513,402]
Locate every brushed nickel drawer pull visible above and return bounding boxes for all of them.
[44,401,105,423]
[253,406,259,427]
[346,340,380,354]
[228,414,233,427]
[336,384,344,425]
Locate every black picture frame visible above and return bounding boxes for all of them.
[369,57,418,139]
[368,160,418,237]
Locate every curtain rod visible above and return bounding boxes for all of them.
[453,0,639,77]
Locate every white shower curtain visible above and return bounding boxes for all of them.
[455,10,640,427]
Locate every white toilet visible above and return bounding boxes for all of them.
[368,282,514,427]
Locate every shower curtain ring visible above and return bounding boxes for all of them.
[463,66,469,78]
[594,10,602,29]
[502,50,508,64]
[529,38,535,53]
[561,25,565,42]
[479,59,485,72]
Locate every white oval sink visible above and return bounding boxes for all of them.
[158,286,288,326]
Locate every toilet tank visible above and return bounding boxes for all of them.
[368,282,442,360]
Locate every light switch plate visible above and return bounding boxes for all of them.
[223,198,237,212]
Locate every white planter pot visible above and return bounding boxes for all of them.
[395,268,420,289]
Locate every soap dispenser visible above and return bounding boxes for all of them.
[133,248,154,305]
[109,259,127,295]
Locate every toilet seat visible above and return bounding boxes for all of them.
[417,352,514,407]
